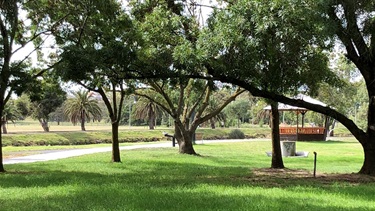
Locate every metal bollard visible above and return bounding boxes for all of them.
[313,151,317,178]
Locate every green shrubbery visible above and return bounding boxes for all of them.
[228,129,245,139]
[2,133,161,147]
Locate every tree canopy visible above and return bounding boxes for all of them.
[200,0,375,175]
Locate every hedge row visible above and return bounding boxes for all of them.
[2,136,161,147]
[2,128,272,147]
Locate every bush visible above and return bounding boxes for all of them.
[228,129,245,139]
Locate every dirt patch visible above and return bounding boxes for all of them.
[245,168,375,186]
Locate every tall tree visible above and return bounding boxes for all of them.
[202,0,375,175]
[1,100,21,134]
[0,1,63,172]
[47,0,138,162]
[136,78,245,154]
[28,79,66,132]
[201,0,337,168]
[64,90,102,131]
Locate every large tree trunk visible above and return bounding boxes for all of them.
[111,121,121,162]
[359,141,375,175]
[175,126,197,155]
[270,102,284,169]
[359,91,375,175]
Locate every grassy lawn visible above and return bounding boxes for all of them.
[1,139,374,211]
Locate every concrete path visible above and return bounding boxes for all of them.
[4,139,269,165]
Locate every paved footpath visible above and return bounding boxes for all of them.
[4,139,268,165]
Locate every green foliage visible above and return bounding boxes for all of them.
[28,79,66,123]
[223,96,250,126]
[1,101,22,123]
[132,96,164,129]
[2,130,162,147]
[201,0,338,95]
[134,0,203,75]
[64,90,102,127]
[14,95,31,119]
[228,129,245,139]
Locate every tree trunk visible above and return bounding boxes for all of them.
[270,102,284,169]
[81,110,86,131]
[359,92,375,175]
[0,113,4,172]
[149,111,155,130]
[111,121,121,162]
[175,126,197,155]
[1,118,7,134]
[210,119,216,129]
[39,119,49,132]
[359,141,375,175]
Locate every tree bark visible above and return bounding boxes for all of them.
[149,111,155,130]
[39,120,49,132]
[359,90,375,175]
[111,121,121,162]
[0,115,4,172]
[359,141,375,175]
[270,102,284,169]
[175,126,197,155]
[210,119,216,129]
[1,119,7,134]
[81,110,86,131]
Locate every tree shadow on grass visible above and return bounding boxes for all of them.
[2,157,375,210]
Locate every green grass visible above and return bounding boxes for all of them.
[2,141,169,158]
[1,139,374,210]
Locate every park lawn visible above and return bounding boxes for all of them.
[1,140,374,211]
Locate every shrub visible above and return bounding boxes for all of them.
[228,129,245,139]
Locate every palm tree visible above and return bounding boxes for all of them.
[1,101,21,134]
[64,90,102,131]
[133,97,163,130]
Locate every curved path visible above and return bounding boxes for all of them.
[4,139,268,165]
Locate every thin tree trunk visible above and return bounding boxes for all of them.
[0,96,5,171]
[270,102,284,169]
[210,119,216,129]
[112,121,121,162]
[149,111,155,130]
[1,119,7,134]
[81,110,86,131]
[0,116,4,172]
